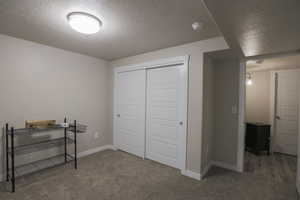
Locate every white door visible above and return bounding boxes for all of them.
[275,70,300,155]
[146,65,186,169]
[114,70,146,157]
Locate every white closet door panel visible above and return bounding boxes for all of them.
[115,70,146,157]
[146,65,183,168]
[275,70,300,155]
[149,119,177,141]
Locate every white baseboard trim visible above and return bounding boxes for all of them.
[181,169,201,180]
[182,161,237,181]
[211,160,238,172]
[78,145,117,158]
[200,163,212,179]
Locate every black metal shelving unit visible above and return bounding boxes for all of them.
[5,118,85,192]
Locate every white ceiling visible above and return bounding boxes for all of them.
[247,54,300,72]
[203,0,300,58]
[0,0,221,60]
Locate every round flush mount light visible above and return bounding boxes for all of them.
[67,12,102,34]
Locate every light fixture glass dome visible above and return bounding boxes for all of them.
[246,72,253,86]
[246,79,253,86]
[67,12,102,34]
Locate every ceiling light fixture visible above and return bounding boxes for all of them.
[256,59,264,64]
[192,22,203,31]
[246,72,253,86]
[246,60,256,65]
[246,59,264,65]
[67,12,102,34]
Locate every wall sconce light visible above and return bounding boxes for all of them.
[246,73,253,86]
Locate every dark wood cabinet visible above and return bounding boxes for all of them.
[245,123,271,155]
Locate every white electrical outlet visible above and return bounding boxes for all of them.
[231,105,238,114]
[94,132,99,139]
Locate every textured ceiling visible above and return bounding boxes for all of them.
[247,54,300,72]
[0,0,221,60]
[203,0,300,58]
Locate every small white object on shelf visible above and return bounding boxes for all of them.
[60,123,69,128]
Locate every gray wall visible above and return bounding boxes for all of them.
[213,59,240,166]
[201,55,215,172]
[246,71,271,124]
[0,34,110,178]
[0,34,229,178]
[109,37,229,174]
[202,57,240,169]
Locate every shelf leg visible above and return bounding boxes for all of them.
[74,120,77,169]
[11,127,15,193]
[6,123,9,182]
[64,117,67,163]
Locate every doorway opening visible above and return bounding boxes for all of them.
[243,53,300,184]
[201,49,242,176]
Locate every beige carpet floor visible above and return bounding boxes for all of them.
[0,150,298,200]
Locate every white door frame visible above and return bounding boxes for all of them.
[270,71,278,154]
[297,75,300,194]
[270,69,300,154]
[237,61,246,172]
[113,55,189,172]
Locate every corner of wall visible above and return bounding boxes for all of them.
[181,169,201,181]
[211,160,239,172]
[200,162,213,179]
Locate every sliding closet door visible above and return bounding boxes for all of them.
[114,70,146,157]
[146,65,185,169]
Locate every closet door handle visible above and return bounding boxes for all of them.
[179,121,183,125]
[117,114,120,117]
